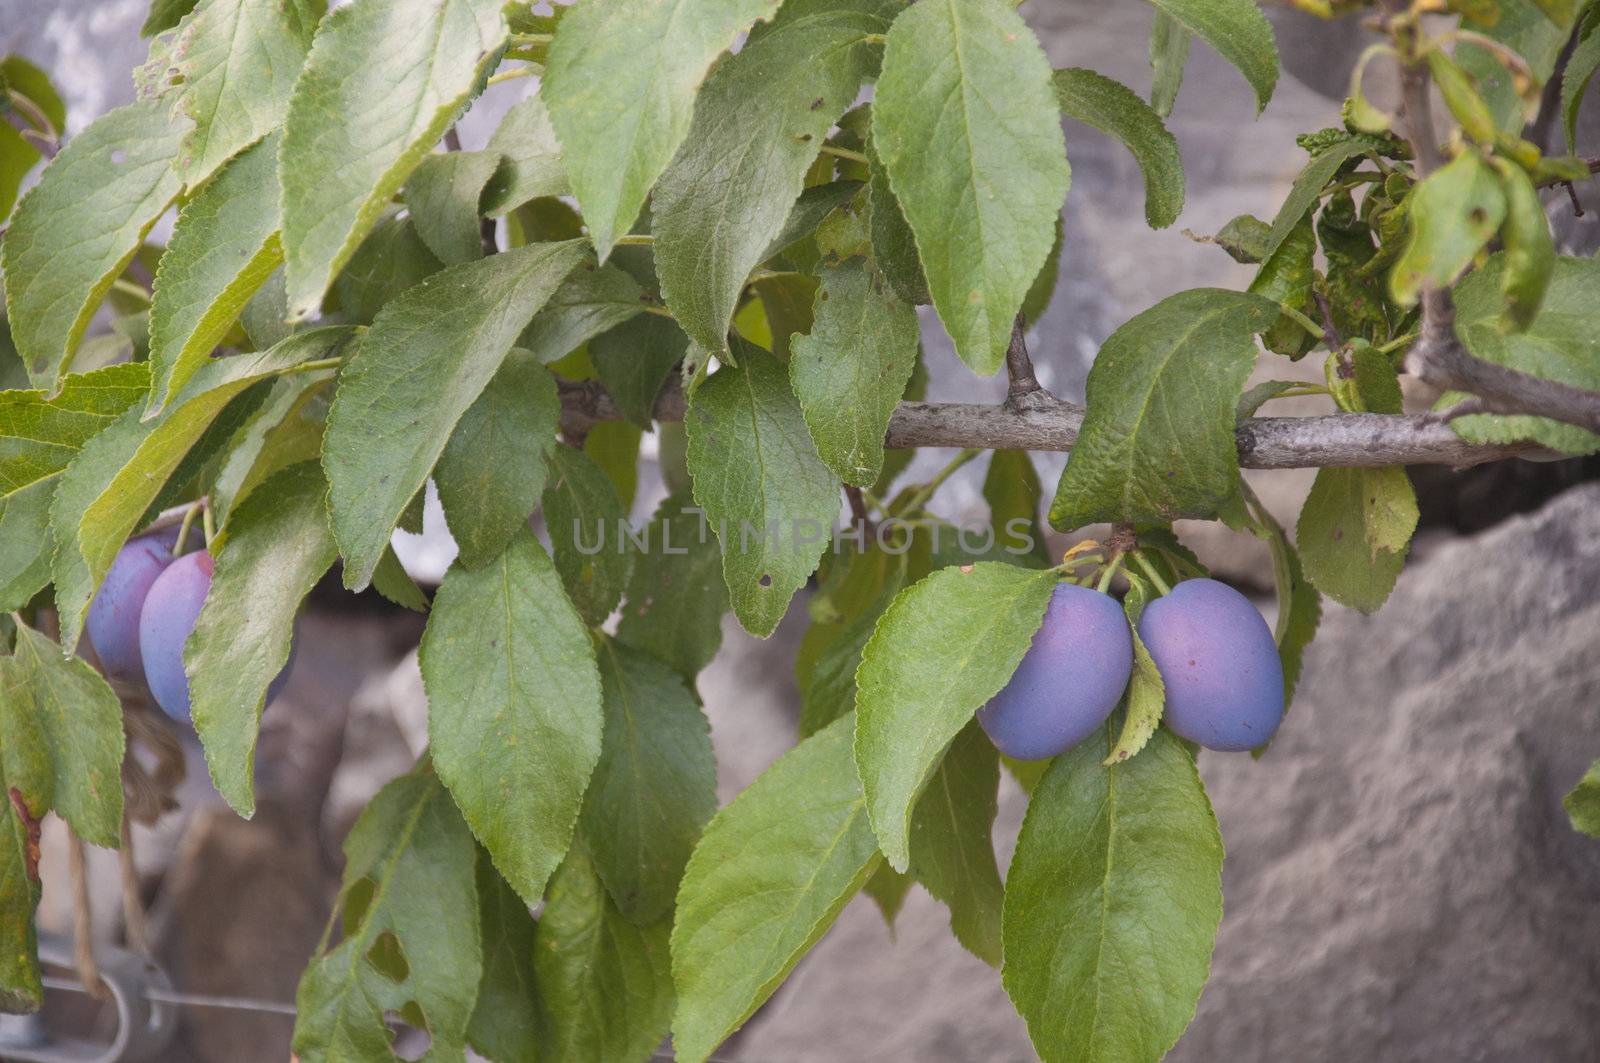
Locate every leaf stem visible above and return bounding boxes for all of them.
[1279,302,1326,342]
[280,357,344,375]
[613,234,655,246]
[173,501,204,556]
[1130,551,1173,596]
[201,505,217,548]
[897,448,981,515]
[1094,554,1128,593]
[487,66,538,87]
[110,278,150,304]
[819,144,870,165]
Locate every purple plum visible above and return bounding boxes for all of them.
[978,582,1134,760]
[1138,578,1284,752]
[86,527,181,686]
[138,550,295,722]
[139,550,214,721]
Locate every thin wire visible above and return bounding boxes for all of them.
[40,976,297,1017]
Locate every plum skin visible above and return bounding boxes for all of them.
[139,550,215,721]
[139,550,294,721]
[86,528,180,686]
[978,582,1134,760]
[1138,578,1284,752]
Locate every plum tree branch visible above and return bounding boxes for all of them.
[555,375,1546,469]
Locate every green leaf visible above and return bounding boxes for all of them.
[797,547,907,738]
[864,142,929,306]
[654,0,894,356]
[0,755,42,1011]
[292,771,481,1060]
[207,370,332,524]
[1147,10,1191,118]
[404,149,501,265]
[370,545,429,613]
[479,92,568,217]
[685,339,842,637]
[467,849,540,1063]
[419,531,603,906]
[907,720,1004,966]
[0,121,41,225]
[590,313,687,427]
[518,261,644,364]
[278,0,507,319]
[854,561,1057,871]
[1491,156,1555,332]
[874,0,1069,375]
[0,362,150,610]
[1002,724,1224,1063]
[69,329,350,651]
[324,240,586,590]
[1561,11,1600,151]
[542,0,785,258]
[165,0,319,187]
[1,623,125,848]
[790,257,919,487]
[579,639,716,927]
[1564,759,1600,838]
[1105,579,1165,764]
[1,57,66,138]
[1457,0,1566,132]
[188,462,336,816]
[49,409,153,657]
[584,419,643,512]
[535,847,674,1063]
[749,272,819,359]
[331,212,445,326]
[3,99,186,388]
[1053,67,1184,229]
[764,180,865,265]
[543,444,633,627]
[0,479,55,613]
[1145,0,1277,112]
[1047,289,1276,530]
[1226,487,1321,720]
[435,349,559,568]
[983,449,1051,566]
[1260,138,1372,262]
[1296,466,1417,613]
[671,714,881,1063]
[615,490,728,679]
[142,0,200,36]
[147,131,284,411]
[1442,255,1600,455]
[1389,152,1506,307]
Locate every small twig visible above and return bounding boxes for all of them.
[1311,290,1345,355]
[1561,180,1584,217]
[1003,314,1047,410]
[119,816,149,956]
[69,831,107,1000]
[844,485,870,525]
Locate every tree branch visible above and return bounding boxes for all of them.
[555,376,1545,469]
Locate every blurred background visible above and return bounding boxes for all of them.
[3,0,1599,1059]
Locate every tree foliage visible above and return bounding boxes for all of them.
[1,0,1599,1059]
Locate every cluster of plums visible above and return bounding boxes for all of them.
[86,527,288,721]
[979,578,1284,759]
